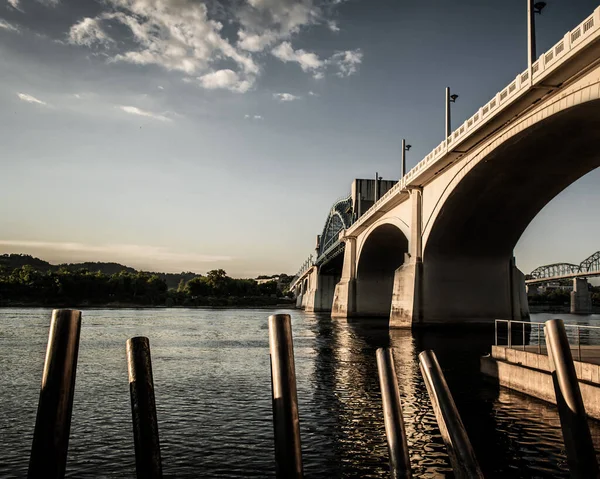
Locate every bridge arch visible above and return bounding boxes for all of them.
[356,216,411,265]
[421,89,600,322]
[355,223,409,317]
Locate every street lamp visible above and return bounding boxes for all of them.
[401,139,412,178]
[528,0,547,78]
[375,172,383,202]
[445,87,459,139]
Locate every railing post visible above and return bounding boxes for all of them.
[522,323,526,351]
[418,351,483,479]
[544,319,599,478]
[508,321,512,348]
[577,326,581,362]
[126,337,163,479]
[494,320,498,346]
[376,348,412,479]
[538,325,541,354]
[28,309,82,479]
[269,314,303,479]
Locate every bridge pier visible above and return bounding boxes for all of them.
[571,278,592,314]
[304,269,337,313]
[390,259,422,328]
[332,237,357,318]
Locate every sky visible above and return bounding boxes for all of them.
[0,0,599,277]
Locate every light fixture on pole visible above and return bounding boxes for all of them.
[401,139,412,178]
[528,0,547,81]
[445,88,459,140]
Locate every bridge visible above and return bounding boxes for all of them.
[290,5,600,327]
[525,251,600,314]
[526,251,600,284]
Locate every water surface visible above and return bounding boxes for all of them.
[1,308,600,478]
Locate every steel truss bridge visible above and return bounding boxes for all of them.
[526,251,600,284]
[291,195,354,285]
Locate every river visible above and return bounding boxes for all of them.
[1,308,600,478]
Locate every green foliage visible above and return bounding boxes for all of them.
[0,265,293,307]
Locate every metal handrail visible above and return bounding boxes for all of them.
[495,319,600,361]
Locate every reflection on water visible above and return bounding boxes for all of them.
[1,308,600,478]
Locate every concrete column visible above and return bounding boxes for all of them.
[305,271,337,313]
[332,237,357,318]
[510,258,530,321]
[526,284,539,297]
[571,278,592,314]
[390,188,423,328]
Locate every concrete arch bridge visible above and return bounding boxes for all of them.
[290,6,600,327]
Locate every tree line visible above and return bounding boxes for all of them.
[528,286,600,306]
[0,265,293,307]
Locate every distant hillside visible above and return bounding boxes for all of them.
[0,254,53,271]
[0,254,199,289]
[0,253,291,290]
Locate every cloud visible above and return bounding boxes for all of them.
[327,20,340,32]
[69,1,259,92]
[119,105,171,122]
[157,85,164,90]
[273,93,300,102]
[69,17,112,47]
[0,18,19,32]
[17,93,46,105]
[271,41,323,75]
[308,91,318,96]
[331,49,363,77]
[64,0,360,94]
[254,115,263,120]
[198,69,252,93]
[0,240,232,273]
[8,0,19,7]
[236,0,318,53]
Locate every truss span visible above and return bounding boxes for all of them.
[527,251,600,283]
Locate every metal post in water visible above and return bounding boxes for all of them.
[28,309,82,479]
[127,337,163,479]
[544,319,599,478]
[269,314,303,479]
[376,348,412,479]
[418,350,483,479]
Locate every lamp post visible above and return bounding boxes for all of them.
[445,88,459,140]
[528,1,547,80]
[401,139,411,178]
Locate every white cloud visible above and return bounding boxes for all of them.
[69,17,111,47]
[273,93,300,102]
[119,105,171,122]
[0,18,19,32]
[17,93,46,105]
[7,0,19,8]
[244,114,263,120]
[236,0,318,53]
[308,91,318,96]
[327,20,340,32]
[331,49,363,77]
[157,85,164,90]
[198,69,252,93]
[272,41,323,75]
[0,240,232,273]
[65,0,361,94]
[254,115,263,120]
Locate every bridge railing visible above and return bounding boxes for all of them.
[351,7,600,231]
[495,319,600,362]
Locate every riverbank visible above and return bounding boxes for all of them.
[0,297,296,309]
